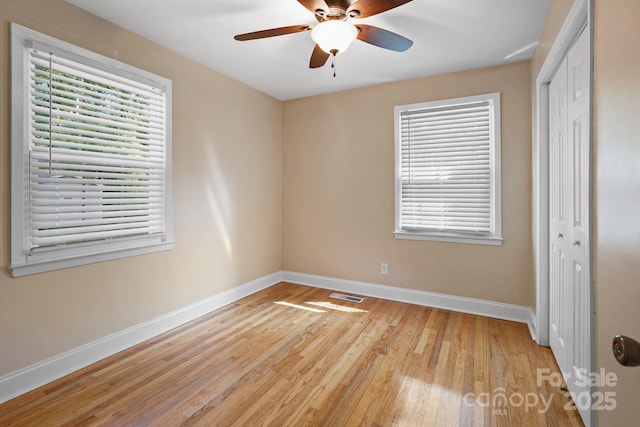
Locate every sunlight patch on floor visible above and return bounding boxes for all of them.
[305,301,368,313]
[395,376,459,425]
[275,301,326,313]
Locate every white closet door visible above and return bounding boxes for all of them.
[549,54,571,377]
[567,24,591,425]
[549,25,591,427]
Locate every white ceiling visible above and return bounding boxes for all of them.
[65,0,551,101]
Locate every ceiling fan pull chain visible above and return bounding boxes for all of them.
[331,54,336,78]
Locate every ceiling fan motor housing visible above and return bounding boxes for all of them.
[316,0,361,21]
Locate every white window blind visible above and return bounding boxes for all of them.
[28,49,166,249]
[394,93,501,245]
[11,24,173,276]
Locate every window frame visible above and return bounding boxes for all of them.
[10,23,173,277]
[394,93,502,246]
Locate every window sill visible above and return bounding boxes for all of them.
[394,231,503,246]
[9,241,174,277]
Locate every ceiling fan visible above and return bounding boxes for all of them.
[234,0,414,70]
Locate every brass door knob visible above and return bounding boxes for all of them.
[612,335,640,366]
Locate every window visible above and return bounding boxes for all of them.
[10,24,173,276]
[394,93,502,245]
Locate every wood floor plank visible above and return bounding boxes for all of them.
[0,282,584,426]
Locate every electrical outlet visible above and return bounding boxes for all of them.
[380,263,389,275]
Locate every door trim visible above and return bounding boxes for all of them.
[533,0,589,345]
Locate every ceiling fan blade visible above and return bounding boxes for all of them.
[297,0,329,15]
[348,0,413,18]
[309,44,330,68]
[356,24,413,52]
[234,25,311,41]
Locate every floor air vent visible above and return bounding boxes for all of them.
[329,293,365,303]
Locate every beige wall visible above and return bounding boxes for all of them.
[283,62,533,306]
[594,0,640,424]
[0,0,282,375]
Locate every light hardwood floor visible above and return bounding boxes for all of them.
[0,282,583,426]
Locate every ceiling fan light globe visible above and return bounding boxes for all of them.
[311,20,358,55]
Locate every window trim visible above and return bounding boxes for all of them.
[394,93,502,246]
[10,23,173,277]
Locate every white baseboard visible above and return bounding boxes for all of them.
[282,271,534,327]
[0,271,282,404]
[528,307,538,342]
